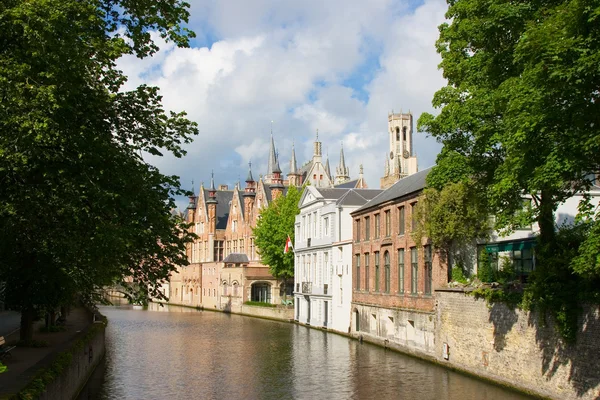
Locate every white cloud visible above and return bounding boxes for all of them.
[116,0,448,205]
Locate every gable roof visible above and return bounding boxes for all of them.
[334,179,360,189]
[336,189,383,206]
[353,167,432,214]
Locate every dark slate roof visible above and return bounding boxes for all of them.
[223,253,249,264]
[203,189,233,230]
[314,188,351,200]
[298,160,313,181]
[264,185,289,203]
[336,189,384,206]
[237,190,245,219]
[353,167,432,214]
[334,179,359,189]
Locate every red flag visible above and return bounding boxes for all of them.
[284,235,294,254]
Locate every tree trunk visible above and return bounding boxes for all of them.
[538,189,556,247]
[20,306,34,342]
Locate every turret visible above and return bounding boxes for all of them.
[335,142,350,184]
[243,162,256,221]
[287,143,301,187]
[206,171,218,234]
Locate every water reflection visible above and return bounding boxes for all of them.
[81,302,532,400]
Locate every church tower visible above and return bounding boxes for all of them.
[380,110,418,189]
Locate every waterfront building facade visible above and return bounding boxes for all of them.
[168,132,367,311]
[350,167,449,354]
[294,186,383,333]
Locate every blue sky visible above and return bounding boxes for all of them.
[117,0,448,208]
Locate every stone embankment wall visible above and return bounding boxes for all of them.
[435,289,600,400]
[352,303,436,358]
[38,320,106,400]
[239,304,294,321]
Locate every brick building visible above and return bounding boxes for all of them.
[167,132,367,311]
[350,167,449,354]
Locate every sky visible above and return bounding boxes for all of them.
[117,0,449,208]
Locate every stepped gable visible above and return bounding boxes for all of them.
[354,167,432,213]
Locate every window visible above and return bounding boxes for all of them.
[365,216,370,240]
[411,203,418,231]
[308,214,312,237]
[365,253,370,291]
[233,240,238,253]
[398,206,405,235]
[214,240,224,261]
[355,219,361,242]
[250,238,255,260]
[384,251,390,293]
[513,248,534,275]
[402,126,407,141]
[240,239,244,254]
[302,216,306,239]
[355,254,361,290]
[398,249,405,294]
[385,210,391,237]
[395,126,400,141]
[424,245,432,295]
[374,214,380,239]
[223,282,228,296]
[411,247,418,294]
[313,212,317,237]
[374,252,380,292]
[324,217,329,236]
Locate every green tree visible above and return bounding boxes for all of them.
[419,0,600,341]
[0,0,197,340]
[419,0,600,246]
[253,186,302,294]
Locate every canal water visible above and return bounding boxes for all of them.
[79,303,533,400]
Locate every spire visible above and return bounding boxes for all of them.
[246,161,254,183]
[273,150,282,174]
[267,131,277,175]
[207,171,217,204]
[335,142,350,184]
[313,128,322,157]
[290,143,297,174]
[209,170,216,191]
[325,155,331,179]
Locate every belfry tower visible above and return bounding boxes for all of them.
[380,110,418,189]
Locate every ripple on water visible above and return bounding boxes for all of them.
[79,305,533,400]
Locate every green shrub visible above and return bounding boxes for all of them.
[244,301,277,308]
[477,249,496,283]
[451,265,469,284]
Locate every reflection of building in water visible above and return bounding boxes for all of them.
[165,131,368,312]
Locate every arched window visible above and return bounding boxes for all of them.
[223,282,228,296]
[395,127,400,141]
[384,251,391,293]
[233,282,239,297]
[402,126,407,141]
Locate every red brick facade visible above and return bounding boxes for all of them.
[351,192,448,313]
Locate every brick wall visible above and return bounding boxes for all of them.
[436,289,600,400]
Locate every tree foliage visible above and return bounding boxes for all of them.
[253,186,302,282]
[413,180,490,252]
[0,0,198,339]
[419,0,600,341]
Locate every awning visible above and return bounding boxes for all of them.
[485,240,536,253]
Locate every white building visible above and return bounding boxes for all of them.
[470,184,600,276]
[294,186,382,333]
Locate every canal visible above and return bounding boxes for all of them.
[79,303,533,400]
